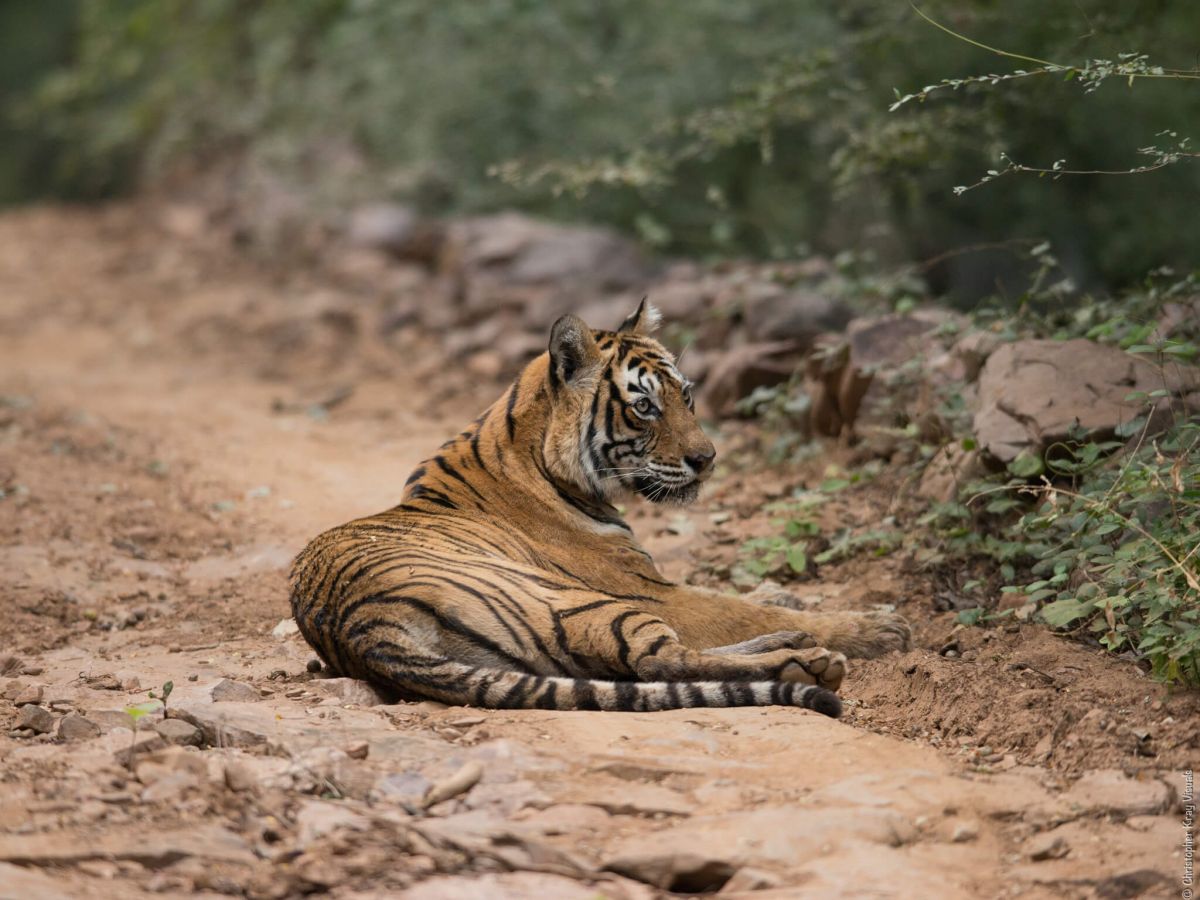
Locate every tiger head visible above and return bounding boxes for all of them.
[543,300,715,506]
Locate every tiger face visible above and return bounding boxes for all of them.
[544,300,716,506]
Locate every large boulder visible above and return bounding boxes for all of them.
[345,203,444,264]
[973,339,1199,462]
[742,286,851,347]
[846,310,961,369]
[444,213,656,326]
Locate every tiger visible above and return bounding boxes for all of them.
[289,301,910,717]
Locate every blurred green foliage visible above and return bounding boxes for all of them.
[3,1,1200,295]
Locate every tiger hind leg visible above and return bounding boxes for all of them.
[629,625,846,692]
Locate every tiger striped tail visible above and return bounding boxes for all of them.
[357,650,842,717]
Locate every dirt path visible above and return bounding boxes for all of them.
[0,206,1189,899]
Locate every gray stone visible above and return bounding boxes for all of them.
[1062,769,1172,818]
[346,203,416,248]
[210,679,261,703]
[172,701,274,751]
[952,330,1001,381]
[13,684,43,706]
[313,677,387,707]
[950,822,979,843]
[973,339,1199,462]
[846,312,945,369]
[345,203,442,263]
[223,760,259,794]
[373,771,433,805]
[605,851,737,893]
[154,718,203,747]
[17,704,55,734]
[115,671,141,691]
[57,713,102,742]
[113,733,167,766]
[447,214,653,322]
[1026,831,1070,861]
[744,289,851,345]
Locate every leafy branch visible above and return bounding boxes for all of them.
[895,6,1200,193]
[951,134,1200,195]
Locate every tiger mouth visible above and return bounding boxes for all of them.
[631,475,701,505]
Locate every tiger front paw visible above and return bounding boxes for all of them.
[779,646,847,692]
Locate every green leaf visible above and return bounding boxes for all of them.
[819,478,850,493]
[1163,343,1197,357]
[1039,597,1094,628]
[1007,451,1044,478]
[956,607,984,626]
[784,519,819,538]
[1115,416,1146,438]
[786,546,808,574]
[961,437,977,451]
[125,700,162,722]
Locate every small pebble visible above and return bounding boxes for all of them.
[18,704,55,734]
[154,718,202,747]
[58,713,102,742]
[223,761,258,794]
[14,685,44,706]
[951,823,979,843]
[306,659,323,674]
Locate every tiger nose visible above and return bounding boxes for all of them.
[685,448,716,474]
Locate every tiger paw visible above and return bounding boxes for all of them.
[779,646,846,692]
[715,630,817,655]
[746,580,811,610]
[857,611,911,657]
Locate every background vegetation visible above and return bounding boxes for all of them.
[4,0,1200,299]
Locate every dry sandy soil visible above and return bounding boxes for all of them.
[0,205,1195,899]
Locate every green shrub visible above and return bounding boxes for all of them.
[8,2,1200,293]
[915,281,1200,685]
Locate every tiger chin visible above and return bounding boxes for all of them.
[290,300,910,717]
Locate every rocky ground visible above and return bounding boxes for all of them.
[0,203,1195,899]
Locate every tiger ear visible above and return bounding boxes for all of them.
[617,297,662,335]
[548,314,601,389]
